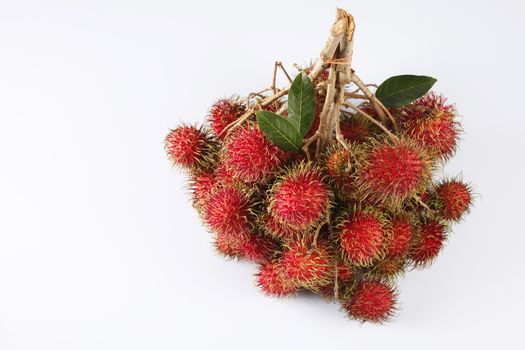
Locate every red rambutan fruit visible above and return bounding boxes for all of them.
[371,257,406,279]
[339,211,385,266]
[165,125,215,170]
[208,98,245,139]
[214,230,246,258]
[204,186,252,236]
[256,260,297,297]
[434,179,472,221]
[269,163,331,231]
[342,280,396,323]
[387,217,413,258]
[410,220,447,266]
[222,123,286,182]
[401,93,460,159]
[188,171,216,207]
[358,138,431,205]
[258,213,298,241]
[238,232,279,263]
[324,146,355,196]
[337,260,354,281]
[282,241,333,288]
[340,115,370,144]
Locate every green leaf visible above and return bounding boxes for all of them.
[287,72,315,137]
[256,110,303,152]
[376,75,437,107]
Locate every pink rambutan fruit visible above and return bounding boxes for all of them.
[386,217,413,258]
[339,211,385,266]
[222,123,286,182]
[342,280,396,323]
[434,179,472,221]
[282,241,333,288]
[256,259,297,297]
[238,232,278,263]
[269,163,331,231]
[204,186,252,236]
[165,125,215,170]
[358,138,431,204]
[208,98,246,139]
[410,220,447,266]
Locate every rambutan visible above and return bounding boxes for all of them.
[371,257,406,279]
[188,171,216,208]
[340,114,371,144]
[342,280,396,323]
[339,211,385,266]
[386,217,413,258]
[165,125,215,170]
[204,186,252,236]
[256,260,297,297]
[214,230,246,258]
[222,123,286,182]
[282,241,333,288]
[410,220,447,266]
[323,146,355,196]
[269,163,331,231]
[434,179,472,221]
[337,260,354,281]
[238,232,279,263]
[258,213,298,241]
[208,98,246,139]
[401,93,460,159]
[358,138,431,205]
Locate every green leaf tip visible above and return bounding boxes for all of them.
[256,110,303,152]
[288,72,316,137]
[376,75,437,107]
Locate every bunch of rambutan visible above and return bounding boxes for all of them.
[165,9,473,323]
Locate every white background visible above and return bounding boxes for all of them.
[1,0,524,348]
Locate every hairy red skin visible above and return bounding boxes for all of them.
[282,241,332,288]
[374,257,406,278]
[337,261,354,281]
[405,116,458,159]
[435,180,472,221]
[222,124,286,182]
[204,186,251,236]
[238,233,278,263]
[361,141,426,200]
[208,99,245,139]
[340,119,369,143]
[387,217,413,258]
[189,172,216,205]
[256,260,297,297]
[325,148,354,194]
[411,220,446,266]
[214,230,246,258]
[260,213,298,241]
[270,167,330,230]
[343,280,396,322]
[400,93,459,159]
[340,212,384,265]
[165,126,210,169]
